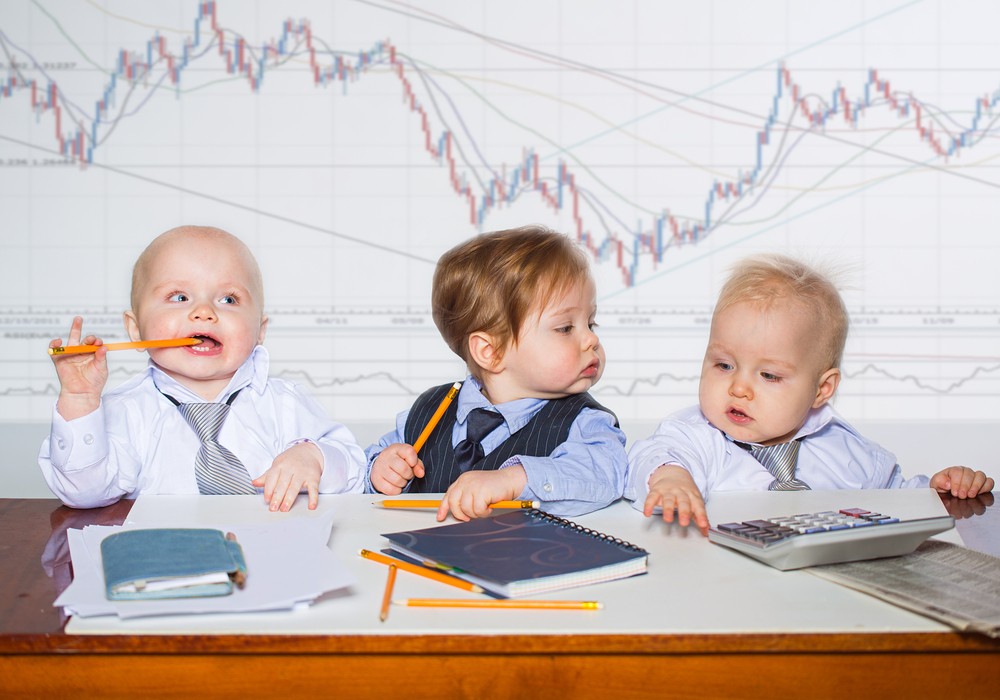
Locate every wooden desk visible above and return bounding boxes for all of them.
[1,496,998,700]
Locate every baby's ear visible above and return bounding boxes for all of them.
[122,310,142,342]
[257,313,269,345]
[467,331,502,374]
[813,367,841,408]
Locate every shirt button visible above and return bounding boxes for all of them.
[57,439,66,450]
[83,434,94,445]
[542,482,553,493]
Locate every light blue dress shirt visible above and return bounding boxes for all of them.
[365,376,627,516]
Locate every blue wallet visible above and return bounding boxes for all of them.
[101,528,248,600]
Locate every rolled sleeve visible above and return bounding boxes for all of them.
[314,434,367,494]
[363,409,410,493]
[625,416,719,509]
[38,402,123,508]
[516,408,627,516]
[275,384,367,494]
[47,404,109,470]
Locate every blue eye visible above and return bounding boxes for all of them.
[168,292,188,302]
[716,362,733,371]
[219,295,238,305]
[761,372,782,382]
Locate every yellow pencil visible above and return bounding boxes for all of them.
[394,598,603,611]
[48,337,203,355]
[379,564,397,623]
[376,499,539,510]
[411,381,462,453]
[359,548,483,594]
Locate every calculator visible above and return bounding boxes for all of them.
[708,507,955,570]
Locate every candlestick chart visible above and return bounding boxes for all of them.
[1,0,998,427]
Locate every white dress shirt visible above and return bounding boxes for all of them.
[39,346,366,508]
[625,404,929,508]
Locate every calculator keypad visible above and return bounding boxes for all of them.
[716,508,901,547]
[708,507,954,570]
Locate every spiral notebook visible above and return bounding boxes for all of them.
[381,509,648,598]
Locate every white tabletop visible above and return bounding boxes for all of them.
[66,488,958,635]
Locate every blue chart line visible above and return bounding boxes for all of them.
[2,0,999,290]
[6,356,999,399]
[3,0,1000,426]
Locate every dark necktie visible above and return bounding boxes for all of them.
[745,439,811,491]
[164,390,257,495]
[453,408,505,473]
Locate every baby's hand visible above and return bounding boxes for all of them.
[49,316,109,420]
[370,443,424,495]
[253,441,324,511]
[929,466,994,499]
[643,464,709,535]
[436,466,527,522]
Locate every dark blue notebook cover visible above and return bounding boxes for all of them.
[381,509,647,598]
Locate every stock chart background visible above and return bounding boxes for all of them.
[2,1,998,494]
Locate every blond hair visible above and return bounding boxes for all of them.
[715,254,848,369]
[432,226,591,377]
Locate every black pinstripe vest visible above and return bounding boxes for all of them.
[403,382,617,493]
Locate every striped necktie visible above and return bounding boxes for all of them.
[165,390,257,495]
[747,439,811,491]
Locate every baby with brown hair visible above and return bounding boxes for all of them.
[366,225,627,521]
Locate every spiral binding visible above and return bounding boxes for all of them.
[528,509,648,553]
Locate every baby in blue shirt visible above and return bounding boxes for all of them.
[366,226,626,521]
[627,254,994,532]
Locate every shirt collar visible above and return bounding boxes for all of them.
[719,404,836,448]
[455,375,547,433]
[796,403,836,439]
[456,375,492,422]
[148,344,269,403]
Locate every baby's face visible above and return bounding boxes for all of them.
[484,277,603,404]
[698,299,831,446]
[124,232,267,400]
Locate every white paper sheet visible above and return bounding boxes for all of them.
[56,498,355,619]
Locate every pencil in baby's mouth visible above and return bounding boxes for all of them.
[48,338,203,355]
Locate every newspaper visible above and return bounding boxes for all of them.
[809,540,1000,638]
